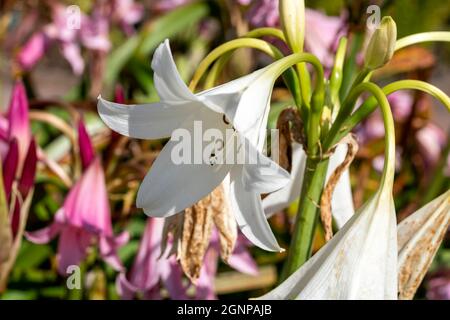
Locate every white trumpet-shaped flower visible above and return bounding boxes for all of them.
[98,40,291,252]
[397,190,450,300]
[257,173,397,299]
[263,143,354,228]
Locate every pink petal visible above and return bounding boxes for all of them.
[80,16,111,52]
[25,210,65,244]
[77,120,95,170]
[304,9,345,68]
[116,273,139,300]
[16,32,49,70]
[195,249,218,300]
[99,234,127,272]
[11,198,21,239]
[228,245,259,276]
[64,158,114,237]
[18,139,37,197]
[3,138,19,200]
[57,226,92,275]
[7,81,31,165]
[127,218,164,291]
[61,43,85,75]
[160,257,189,300]
[114,84,126,104]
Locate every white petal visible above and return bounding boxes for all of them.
[397,190,450,300]
[263,143,306,218]
[199,67,275,136]
[258,190,398,300]
[97,96,199,139]
[197,69,266,115]
[326,144,355,228]
[240,136,290,194]
[151,40,197,102]
[137,114,232,217]
[229,168,283,252]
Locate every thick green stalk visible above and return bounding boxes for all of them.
[281,157,329,280]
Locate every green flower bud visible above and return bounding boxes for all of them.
[364,16,397,70]
[279,0,305,53]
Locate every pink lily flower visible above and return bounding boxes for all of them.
[117,219,258,300]
[17,3,111,75]
[195,231,258,300]
[0,80,31,170]
[113,0,144,35]
[26,120,128,275]
[1,80,36,200]
[116,218,188,300]
[0,80,37,290]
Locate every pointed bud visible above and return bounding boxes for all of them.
[7,81,31,165]
[77,120,95,170]
[2,138,19,201]
[363,16,397,70]
[279,0,306,53]
[18,139,37,198]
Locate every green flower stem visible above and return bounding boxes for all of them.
[325,83,395,181]
[395,31,450,51]
[204,28,286,89]
[189,38,281,90]
[188,38,303,108]
[282,82,395,280]
[322,68,370,151]
[245,27,286,42]
[281,156,329,280]
[329,37,348,120]
[268,53,325,155]
[327,80,450,149]
[339,32,364,101]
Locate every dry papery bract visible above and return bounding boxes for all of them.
[161,183,237,282]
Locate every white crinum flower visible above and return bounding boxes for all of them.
[263,143,354,228]
[257,173,397,299]
[397,189,450,300]
[98,40,291,252]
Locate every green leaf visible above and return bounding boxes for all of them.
[136,2,209,58]
[14,241,53,270]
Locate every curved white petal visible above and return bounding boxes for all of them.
[97,96,199,139]
[198,69,266,115]
[229,168,283,252]
[262,143,355,227]
[258,190,397,300]
[263,143,306,217]
[151,40,197,102]
[199,66,275,137]
[137,114,232,217]
[240,136,290,194]
[327,144,355,228]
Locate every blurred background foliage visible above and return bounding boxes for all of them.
[0,0,449,300]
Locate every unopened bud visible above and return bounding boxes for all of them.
[364,16,397,70]
[279,0,305,53]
